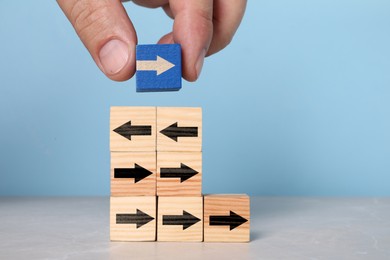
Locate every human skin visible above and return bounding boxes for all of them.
[57,0,247,82]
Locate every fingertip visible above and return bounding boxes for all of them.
[182,47,206,82]
[195,48,206,80]
[158,32,201,82]
[207,0,247,56]
[57,0,138,82]
[168,1,213,82]
[158,33,174,44]
[97,38,136,81]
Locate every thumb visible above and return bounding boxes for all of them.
[57,0,137,81]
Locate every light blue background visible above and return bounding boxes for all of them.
[0,1,389,196]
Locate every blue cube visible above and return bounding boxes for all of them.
[136,44,182,92]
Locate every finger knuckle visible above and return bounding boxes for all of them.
[195,8,213,24]
[70,0,111,37]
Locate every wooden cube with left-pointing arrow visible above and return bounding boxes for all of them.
[157,152,202,196]
[204,194,250,242]
[157,107,202,152]
[110,196,156,241]
[111,152,156,196]
[110,107,156,152]
[157,196,203,242]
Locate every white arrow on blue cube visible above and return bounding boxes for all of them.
[136,44,182,92]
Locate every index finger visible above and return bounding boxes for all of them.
[164,0,214,82]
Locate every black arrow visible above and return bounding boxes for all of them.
[162,210,200,230]
[116,209,154,228]
[209,211,248,230]
[113,121,152,140]
[114,164,153,183]
[160,122,198,142]
[160,163,198,182]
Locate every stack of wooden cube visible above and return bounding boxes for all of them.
[110,106,250,242]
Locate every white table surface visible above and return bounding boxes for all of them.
[0,197,389,260]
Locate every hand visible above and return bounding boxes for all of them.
[57,0,247,82]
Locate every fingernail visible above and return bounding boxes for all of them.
[99,39,129,75]
[195,49,207,78]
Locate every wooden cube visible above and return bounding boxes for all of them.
[110,107,156,152]
[204,194,250,242]
[111,152,156,196]
[157,197,203,242]
[157,107,202,152]
[110,196,156,241]
[157,152,202,196]
[136,44,182,92]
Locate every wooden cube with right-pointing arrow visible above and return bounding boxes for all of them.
[157,196,203,242]
[111,152,156,196]
[204,194,250,242]
[110,196,156,241]
[110,107,156,152]
[136,44,182,92]
[157,107,202,152]
[157,152,202,196]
